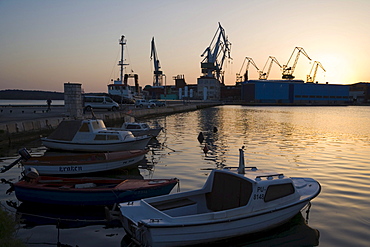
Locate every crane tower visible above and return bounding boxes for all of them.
[282,47,311,80]
[236,57,259,83]
[151,37,163,87]
[307,61,326,83]
[259,56,282,80]
[200,22,232,82]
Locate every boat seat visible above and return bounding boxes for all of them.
[150,198,196,211]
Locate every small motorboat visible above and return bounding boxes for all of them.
[109,122,163,138]
[14,169,179,206]
[21,149,148,175]
[118,148,321,247]
[41,119,151,152]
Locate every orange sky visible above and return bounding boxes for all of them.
[1,0,370,93]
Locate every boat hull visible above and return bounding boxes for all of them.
[123,201,308,246]
[41,136,151,152]
[14,177,178,206]
[22,150,148,175]
[128,128,162,137]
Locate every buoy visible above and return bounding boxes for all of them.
[203,144,209,155]
[197,132,204,143]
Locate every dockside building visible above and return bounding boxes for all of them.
[241,80,350,105]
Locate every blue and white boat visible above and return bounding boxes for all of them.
[109,122,163,138]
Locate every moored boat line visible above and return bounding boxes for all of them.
[0,101,220,144]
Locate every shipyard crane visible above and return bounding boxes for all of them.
[306,61,326,83]
[259,56,282,80]
[236,57,259,83]
[282,47,311,80]
[200,22,232,82]
[151,37,163,87]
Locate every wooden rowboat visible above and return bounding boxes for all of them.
[14,175,179,206]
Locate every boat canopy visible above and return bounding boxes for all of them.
[206,171,253,211]
[47,120,82,141]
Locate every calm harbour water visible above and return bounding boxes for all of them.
[1,105,369,246]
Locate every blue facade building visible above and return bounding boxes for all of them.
[241,80,350,105]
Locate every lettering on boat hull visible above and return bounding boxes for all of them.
[59,166,83,172]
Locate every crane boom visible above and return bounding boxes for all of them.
[282,47,311,80]
[236,57,259,82]
[306,61,326,83]
[151,37,163,86]
[259,56,282,80]
[200,22,232,82]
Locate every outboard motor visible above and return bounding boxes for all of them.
[1,148,32,173]
[18,148,32,161]
[22,167,39,181]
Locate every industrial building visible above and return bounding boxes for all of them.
[241,80,350,105]
[349,82,370,103]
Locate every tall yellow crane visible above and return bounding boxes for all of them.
[259,56,282,80]
[236,57,259,83]
[282,47,311,80]
[306,61,326,83]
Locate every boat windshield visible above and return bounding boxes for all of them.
[92,120,106,130]
[126,124,141,129]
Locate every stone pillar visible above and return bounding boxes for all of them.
[64,82,83,118]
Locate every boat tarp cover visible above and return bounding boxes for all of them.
[206,172,253,212]
[47,120,82,141]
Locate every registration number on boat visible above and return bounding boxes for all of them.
[253,186,266,200]
[253,193,265,200]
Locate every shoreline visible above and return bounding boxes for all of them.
[0,102,221,154]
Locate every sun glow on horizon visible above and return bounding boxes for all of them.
[0,0,369,92]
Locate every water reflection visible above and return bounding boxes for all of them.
[1,106,369,247]
[14,202,121,229]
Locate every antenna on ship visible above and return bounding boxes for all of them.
[238,146,245,174]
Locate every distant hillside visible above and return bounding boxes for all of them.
[0,90,64,100]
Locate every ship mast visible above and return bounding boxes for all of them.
[118,35,129,86]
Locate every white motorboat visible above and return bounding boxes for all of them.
[21,149,149,175]
[41,119,151,152]
[119,148,321,247]
[109,122,163,137]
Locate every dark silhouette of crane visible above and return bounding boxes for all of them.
[151,37,163,86]
[200,22,232,83]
